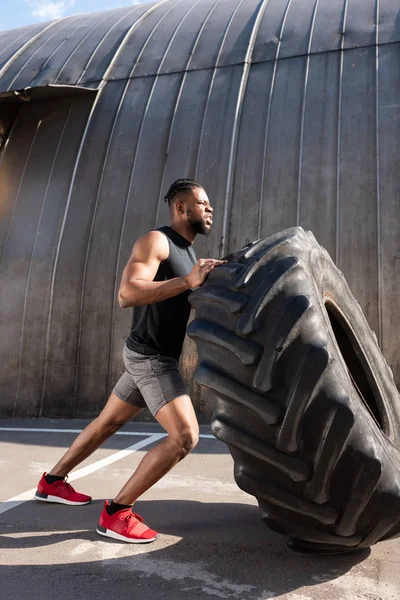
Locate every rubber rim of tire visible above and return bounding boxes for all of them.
[188,226,400,554]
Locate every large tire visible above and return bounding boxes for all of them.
[188,227,400,554]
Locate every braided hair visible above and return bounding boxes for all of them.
[164,178,202,206]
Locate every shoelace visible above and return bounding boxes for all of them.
[123,511,145,525]
[132,512,144,523]
[58,477,74,492]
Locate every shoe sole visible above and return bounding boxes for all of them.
[96,525,156,544]
[34,492,91,506]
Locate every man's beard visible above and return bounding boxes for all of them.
[187,213,211,235]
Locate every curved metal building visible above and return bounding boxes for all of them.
[0,0,399,419]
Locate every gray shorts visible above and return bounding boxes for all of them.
[113,345,187,417]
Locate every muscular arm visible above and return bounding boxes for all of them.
[118,230,225,308]
[118,231,188,308]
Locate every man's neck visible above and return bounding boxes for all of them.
[169,222,196,244]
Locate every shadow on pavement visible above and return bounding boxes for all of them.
[0,498,370,600]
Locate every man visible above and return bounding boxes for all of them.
[34,179,224,543]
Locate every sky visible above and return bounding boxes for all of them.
[2,0,153,31]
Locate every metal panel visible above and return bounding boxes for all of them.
[50,8,140,85]
[252,0,291,63]
[42,83,127,417]
[259,56,307,238]
[227,62,274,253]
[188,0,243,70]
[0,103,20,162]
[132,0,202,78]
[337,46,379,333]
[0,108,39,260]
[344,0,376,49]
[0,20,71,90]
[379,0,400,45]
[18,18,88,89]
[278,0,318,59]
[297,51,340,258]
[377,43,400,384]
[0,95,93,416]
[0,23,47,73]
[77,3,156,85]
[107,0,180,82]
[13,97,93,417]
[0,30,17,46]
[6,14,104,91]
[0,27,34,56]
[157,0,220,75]
[212,0,264,67]
[309,0,344,53]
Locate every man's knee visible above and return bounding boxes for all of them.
[95,415,126,437]
[170,426,199,459]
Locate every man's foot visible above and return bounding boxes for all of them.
[96,501,157,543]
[34,473,91,505]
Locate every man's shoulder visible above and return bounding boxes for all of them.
[138,228,169,243]
[135,229,169,261]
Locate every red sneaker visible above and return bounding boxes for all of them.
[96,501,157,543]
[34,473,91,505]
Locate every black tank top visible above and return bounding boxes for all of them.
[126,226,197,360]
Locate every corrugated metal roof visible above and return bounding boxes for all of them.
[1,0,400,93]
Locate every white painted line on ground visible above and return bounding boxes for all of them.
[0,433,165,516]
[0,428,151,436]
[0,427,215,439]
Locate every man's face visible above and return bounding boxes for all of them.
[183,187,213,235]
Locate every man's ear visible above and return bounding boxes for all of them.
[176,201,185,215]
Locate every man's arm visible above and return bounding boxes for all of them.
[118,230,224,308]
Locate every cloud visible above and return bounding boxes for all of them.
[27,0,75,21]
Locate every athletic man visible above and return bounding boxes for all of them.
[34,179,223,543]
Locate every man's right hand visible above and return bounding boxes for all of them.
[185,258,226,289]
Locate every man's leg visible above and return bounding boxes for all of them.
[35,393,142,505]
[113,394,199,504]
[49,393,143,477]
[96,394,198,543]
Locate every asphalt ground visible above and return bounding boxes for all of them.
[0,419,399,600]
